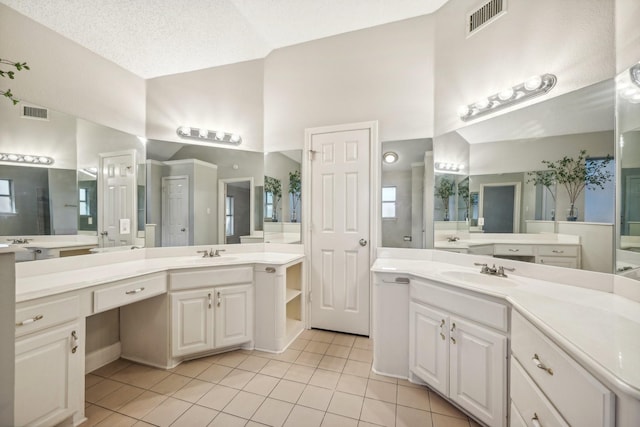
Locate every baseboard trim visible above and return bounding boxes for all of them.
[85,342,121,374]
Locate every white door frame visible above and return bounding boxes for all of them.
[303,121,379,333]
[479,182,522,233]
[218,177,255,244]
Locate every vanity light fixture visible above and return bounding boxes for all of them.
[435,162,465,173]
[0,152,54,165]
[176,126,242,145]
[458,73,557,121]
[618,63,640,104]
[382,151,399,164]
[630,63,640,88]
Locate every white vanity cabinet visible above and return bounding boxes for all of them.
[14,295,83,427]
[409,278,508,427]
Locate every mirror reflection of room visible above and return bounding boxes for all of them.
[263,150,302,244]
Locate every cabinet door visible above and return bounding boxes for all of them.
[15,322,81,427]
[215,284,253,348]
[409,302,449,396]
[449,316,507,427]
[171,289,214,357]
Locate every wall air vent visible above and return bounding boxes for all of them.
[21,105,49,121]
[467,0,506,36]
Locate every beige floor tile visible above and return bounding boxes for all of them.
[325,344,352,359]
[365,379,397,403]
[223,391,266,419]
[171,360,211,378]
[348,348,373,363]
[336,374,368,396]
[295,351,324,367]
[252,350,277,360]
[396,405,433,427]
[353,337,373,350]
[259,360,292,378]
[219,368,257,389]
[198,353,223,364]
[83,405,114,426]
[289,337,310,351]
[327,391,364,419]
[342,360,372,378]
[331,334,356,347]
[304,341,330,354]
[94,412,138,427]
[299,329,316,340]
[309,369,341,389]
[85,374,104,389]
[272,348,302,363]
[251,397,294,427]
[91,358,132,378]
[95,384,145,410]
[132,422,155,427]
[397,385,430,411]
[397,378,422,388]
[322,412,359,427]
[150,373,192,395]
[283,405,325,427]
[245,422,267,426]
[283,364,316,383]
[312,330,337,343]
[170,404,219,427]
[368,372,397,384]
[209,412,249,427]
[238,355,271,372]
[142,396,191,427]
[432,413,471,427]
[297,384,333,411]
[85,379,124,403]
[172,378,215,403]
[197,384,239,410]
[359,398,396,427]
[269,379,306,403]
[118,390,168,419]
[357,421,380,427]
[217,351,250,368]
[243,373,280,396]
[197,363,234,383]
[469,419,483,427]
[429,391,468,419]
[318,355,347,372]
[112,364,171,389]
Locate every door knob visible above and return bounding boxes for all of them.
[181,228,186,232]
[359,239,367,247]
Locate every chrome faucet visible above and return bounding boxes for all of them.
[197,248,226,258]
[8,238,31,244]
[447,236,460,242]
[474,263,515,277]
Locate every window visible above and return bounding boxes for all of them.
[265,192,274,219]
[382,186,397,219]
[0,179,15,213]
[225,195,234,236]
[79,188,90,216]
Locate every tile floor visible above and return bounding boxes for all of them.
[82,330,482,427]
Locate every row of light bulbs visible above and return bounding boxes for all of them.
[435,162,465,172]
[177,126,242,144]
[0,152,54,165]
[618,63,640,104]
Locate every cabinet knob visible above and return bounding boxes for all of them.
[208,293,212,309]
[532,353,554,375]
[266,267,276,273]
[71,330,79,354]
[217,291,221,307]
[450,322,456,344]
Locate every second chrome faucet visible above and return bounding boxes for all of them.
[474,262,515,277]
[197,248,226,258]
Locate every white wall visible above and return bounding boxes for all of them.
[615,0,640,72]
[434,0,615,136]
[263,14,435,152]
[0,4,145,136]
[76,119,144,170]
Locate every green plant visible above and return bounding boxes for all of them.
[435,176,454,218]
[457,178,470,214]
[527,169,557,202]
[288,170,301,219]
[1,58,30,105]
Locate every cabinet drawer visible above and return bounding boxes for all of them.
[537,257,578,269]
[536,245,579,257]
[16,295,80,337]
[94,272,167,313]
[170,267,253,290]
[410,279,507,332]
[493,244,534,256]
[511,311,614,427]
[510,357,569,427]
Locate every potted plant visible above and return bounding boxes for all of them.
[526,169,557,220]
[435,176,454,221]
[536,150,613,221]
[288,170,301,222]
[264,176,282,222]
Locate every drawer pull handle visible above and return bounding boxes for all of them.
[381,277,410,284]
[266,267,276,273]
[208,293,212,309]
[531,413,542,427]
[125,287,145,295]
[508,248,520,252]
[450,322,456,344]
[552,250,564,254]
[71,330,79,354]
[439,319,445,341]
[217,291,221,307]
[16,314,44,326]
[532,354,554,375]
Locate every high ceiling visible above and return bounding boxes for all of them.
[0,0,450,78]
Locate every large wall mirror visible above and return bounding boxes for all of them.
[433,79,616,273]
[263,150,302,244]
[0,101,145,261]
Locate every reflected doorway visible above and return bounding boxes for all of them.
[479,183,521,233]
[218,178,254,244]
[161,175,189,246]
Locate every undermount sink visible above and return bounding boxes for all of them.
[439,270,518,287]
[186,256,239,264]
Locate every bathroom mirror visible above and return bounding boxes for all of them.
[380,138,432,248]
[433,79,616,272]
[145,139,264,246]
[263,150,303,244]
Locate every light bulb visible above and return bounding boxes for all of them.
[38,156,50,163]
[383,152,398,164]
[199,128,209,138]
[498,88,514,101]
[524,75,543,91]
[23,155,34,162]
[7,154,18,161]
[458,164,465,170]
[475,98,490,109]
[230,134,241,143]
[215,130,225,140]
[178,126,191,136]
[457,105,471,118]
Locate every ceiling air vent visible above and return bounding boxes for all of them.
[467,0,506,36]
[21,105,49,121]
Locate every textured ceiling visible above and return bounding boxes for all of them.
[0,0,450,78]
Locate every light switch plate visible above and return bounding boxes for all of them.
[119,218,131,234]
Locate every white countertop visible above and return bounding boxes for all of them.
[16,252,304,303]
[434,236,580,250]
[372,257,640,399]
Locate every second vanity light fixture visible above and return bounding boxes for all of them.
[435,162,465,173]
[458,73,557,121]
[0,152,54,165]
[177,126,242,145]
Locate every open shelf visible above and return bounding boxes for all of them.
[286,288,302,304]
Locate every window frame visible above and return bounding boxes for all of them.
[225,195,235,237]
[381,186,397,219]
[0,178,16,214]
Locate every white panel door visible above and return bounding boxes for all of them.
[171,289,214,357]
[449,316,507,427]
[162,176,189,247]
[310,128,370,335]
[409,302,449,396]
[100,152,135,246]
[215,284,253,348]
